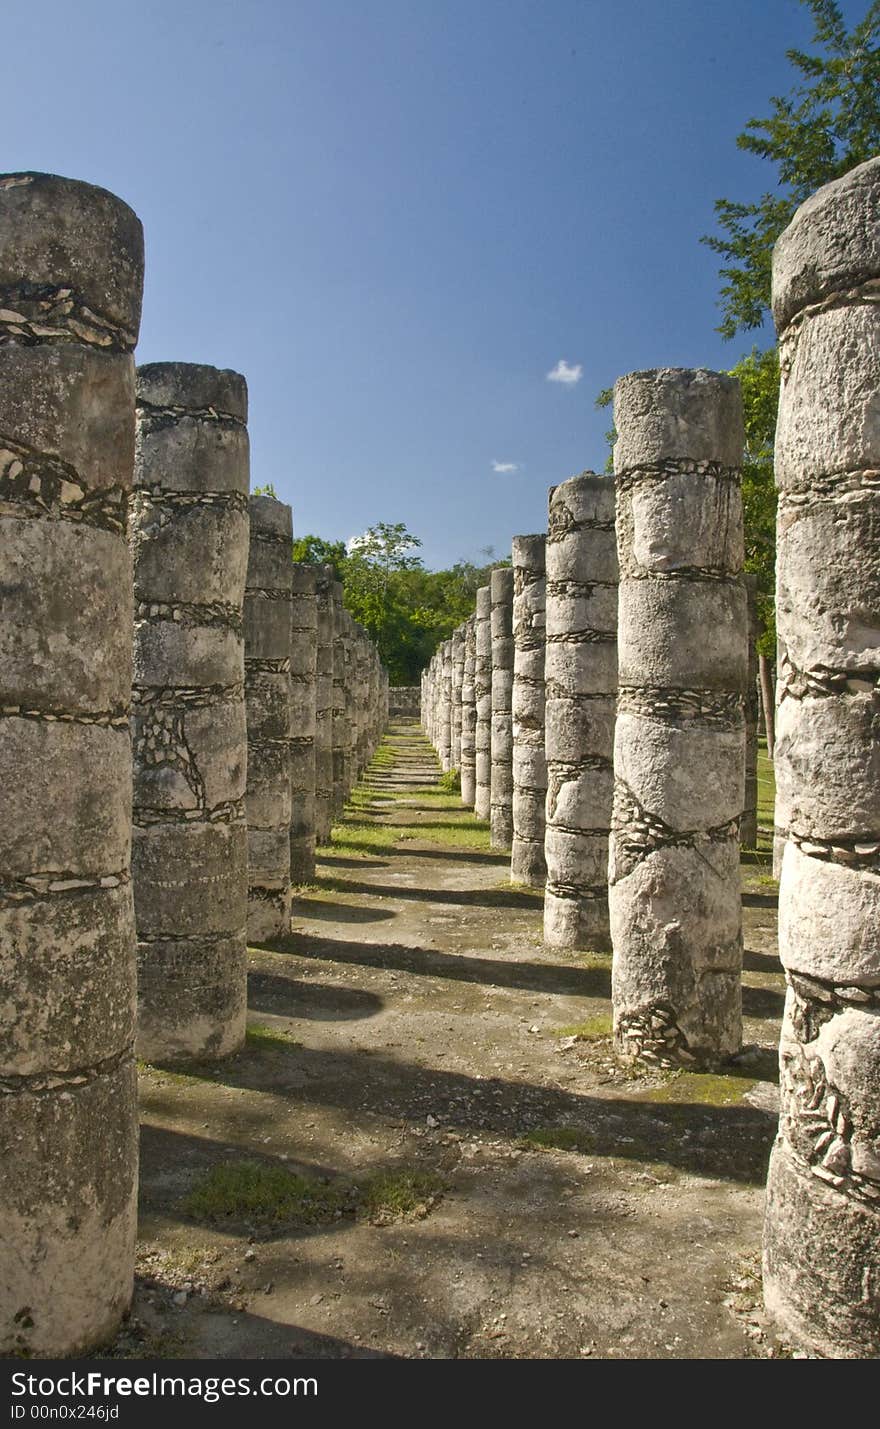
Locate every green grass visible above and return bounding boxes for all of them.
[394,788,464,809]
[317,821,402,859]
[756,738,775,830]
[554,1013,613,1041]
[397,813,491,851]
[359,1169,445,1220]
[437,768,461,794]
[183,1161,350,1228]
[245,1023,300,1050]
[183,1160,445,1230]
[637,1070,756,1106]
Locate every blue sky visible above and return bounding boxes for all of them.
[5,0,865,567]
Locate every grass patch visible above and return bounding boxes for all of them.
[359,1169,445,1222]
[392,789,464,809]
[318,819,402,858]
[437,768,461,794]
[183,1160,445,1230]
[183,1161,350,1228]
[554,1013,613,1040]
[245,1023,299,1050]
[756,739,775,829]
[398,814,491,851]
[638,1070,756,1106]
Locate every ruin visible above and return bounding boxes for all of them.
[289,563,318,882]
[331,579,347,816]
[762,156,880,1359]
[460,614,477,807]
[511,535,547,887]
[131,362,249,1064]
[313,565,334,843]
[610,368,746,1065]
[742,574,760,851]
[543,476,618,948]
[473,585,493,820]
[490,566,515,848]
[244,494,293,942]
[0,172,144,1355]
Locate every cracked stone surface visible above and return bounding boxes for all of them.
[0,171,144,1357]
[511,535,547,889]
[610,370,746,1068]
[544,476,618,950]
[132,362,249,1066]
[763,156,880,1360]
[245,496,292,944]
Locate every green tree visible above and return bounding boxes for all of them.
[703,0,880,339]
[729,347,778,657]
[291,533,348,580]
[341,523,425,680]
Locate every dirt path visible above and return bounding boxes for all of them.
[121,719,787,1360]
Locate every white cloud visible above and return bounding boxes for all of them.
[346,533,368,553]
[492,460,519,474]
[546,359,583,386]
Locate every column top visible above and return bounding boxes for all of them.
[137,363,248,422]
[772,155,880,331]
[0,171,143,344]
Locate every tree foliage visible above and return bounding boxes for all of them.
[703,0,880,339]
[292,522,505,684]
[728,347,779,656]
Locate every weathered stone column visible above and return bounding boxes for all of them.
[331,580,346,816]
[355,628,370,777]
[490,566,515,848]
[132,363,249,1064]
[511,535,547,887]
[742,574,759,851]
[460,615,477,807]
[341,611,355,798]
[474,586,492,820]
[289,563,317,882]
[0,172,143,1356]
[451,624,465,772]
[543,478,617,947]
[245,495,292,942]
[439,639,453,772]
[762,157,880,1359]
[610,369,745,1065]
[314,565,334,843]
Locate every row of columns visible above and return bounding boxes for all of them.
[421,151,880,1363]
[0,171,389,1356]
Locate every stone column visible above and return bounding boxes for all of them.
[314,565,334,843]
[244,495,292,942]
[355,628,369,777]
[610,369,745,1066]
[762,157,880,1359]
[331,580,346,816]
[511,535,547,887]
[0,172,143,1356]
[439,639,453,772]
[742,574,759,851]
[341,611,355,798]
[474,586,492,820]
[543,478,617,947]
[289,563,317,882]
[490,567,515,848]
[460,615,477,807]
[132,363,249,1065]
[451,624,465,772]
